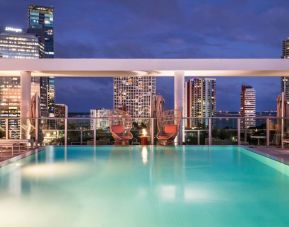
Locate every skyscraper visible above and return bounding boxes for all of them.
[185,78,216,128]
[0,26,40,138]
[28,5,54,58]
[281,38,289,102]
[0,26,40,59]
[113,76,156,122]
[28,5,55,117]
[240,84,256,128]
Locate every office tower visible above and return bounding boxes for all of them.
[240,84,256,128]
[0,26,39,58]
[28,5,55,117]
[185,78,216,128]
[28,5,54,58]
[90,109,110,130]
[281,38,289,102]
[0,27,40,138]
[113,76,156,122]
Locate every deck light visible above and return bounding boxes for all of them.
[141,128,147,136]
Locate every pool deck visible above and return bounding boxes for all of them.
[247,146,289,165]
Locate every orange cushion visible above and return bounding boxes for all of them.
[111,125,125,134]
[158,135,169,140]
[164,124,177,134]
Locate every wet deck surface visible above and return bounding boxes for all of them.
[0,149,24,161]
[248,146,289,165]
[0,148,39,167]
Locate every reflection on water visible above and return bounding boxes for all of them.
[64,146,67,162]
[141,146,148,165]
[22,162,88,179]
[0,146,289,226]
[46,146,55,163]
[8,164,21,196]
[159,185,176,201]
[184,186,214,203]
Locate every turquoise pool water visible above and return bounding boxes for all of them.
[1,146,289,226]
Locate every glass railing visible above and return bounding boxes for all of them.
[0,117,288,147]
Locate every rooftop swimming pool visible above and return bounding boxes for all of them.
[1,145,289,226]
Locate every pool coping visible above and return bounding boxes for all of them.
[241,145,289,166]
[0,147,44,168]
[0,145,288,168]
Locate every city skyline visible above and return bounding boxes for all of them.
[0,5,57,139]
[0,26,40,138]
[0,1,287,112]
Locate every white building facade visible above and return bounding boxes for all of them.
[113,76,156,121]
[240,84,256,128]
[185,78,216,128]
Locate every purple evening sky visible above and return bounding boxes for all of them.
[0,0,288,112]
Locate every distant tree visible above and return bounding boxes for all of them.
[0,128,5,138]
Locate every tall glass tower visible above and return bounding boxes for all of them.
[184,78,216,128]
[281,38,289,103]
[28,5,54,58]
[28,5,55,117]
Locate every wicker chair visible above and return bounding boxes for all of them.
[109,109,133,145]
[157,109,181,145]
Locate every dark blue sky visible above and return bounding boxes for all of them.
[0,0,288,112]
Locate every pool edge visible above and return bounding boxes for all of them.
[1,145,288,169]
[0,147,44,168]
[242,145,289,166]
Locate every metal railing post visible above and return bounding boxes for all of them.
[5,118,8,139]
[281,117,284,149]
[197,130,200,145]
[93,119,96,146]
[208,118,212,146]
[237,118,241,145]
[150,118,154,145]
[179,118,184,145]
[281,92,285,148]
[35,118,39,145]
[64,118,67,146]
[182,118,185,144]
[266,118,270,147]
[80,127,83,145]
[244,123,247,144]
